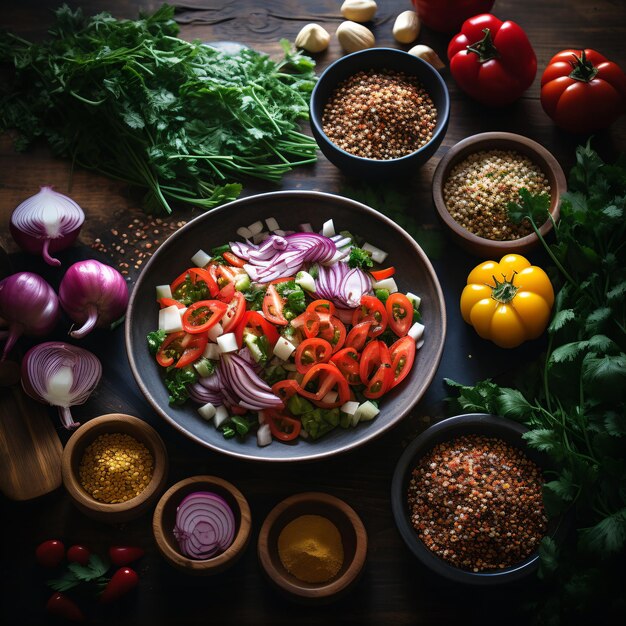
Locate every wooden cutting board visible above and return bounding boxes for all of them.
[0,370,63,500]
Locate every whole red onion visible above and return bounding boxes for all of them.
[59,260,129,338]
[0,272,60,360]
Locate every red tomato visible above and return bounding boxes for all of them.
[46,592,85,622]
[317,315,347,353]
[100,567,139,604]
[386,293,413,337]
[262,284,288,326]
[216,281,235,303]
[352,295,388,337]
[540,49,626,134]
[295,338,333,374]
[108,546,145,567]
[216,263,245,287]
[307,299,336,316]
[234,310,279,349]
[271,379,300,404]
[330,347,361,385]
[158,297,184,309]
[448,14,537,106]
[359,340,392,399]
[155,331,208,368]
[291,310,321,339]
[369,266,395,281]
[220,291,246,333]
[222,251,246,267]
[263,409,302,441]
[345,320,373,351]
[298,363,350,408]
[170,267,218,300]
[389,336,417,388]
[411,0,495,33]
[36,539,65,568]
[181,300,227,334]
[66,545,91,566]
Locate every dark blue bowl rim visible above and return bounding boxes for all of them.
[309,48,451,164]
[390,413,545,585]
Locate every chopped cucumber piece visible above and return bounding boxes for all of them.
[198,402,216,421]
[406,292,421,310]
[356,400,380,422]
[191,249,211,268]
[155,284,172,300]
[287,394,314,416]
[217,332,238,353]
[236,226,253,239]
[208,322,224,341]
[363,242,388,264]
[273,337,296,360]
[295,270,316,292]
[257,423,272,446]
[265,217,280,231]
[202,343,220,360]
[408,322,425,342]
[322,219,336,237]
[235,273,251,291]
[214,406,229,428]
[340,401,360,416]
[247,220,264,235]
[158,305,183,333]
[372,277,398,293]
[193,357,215,378]
[244,333,265,363]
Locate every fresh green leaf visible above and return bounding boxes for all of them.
[147,329,167,354]
[578,508,626,555]
[604,411,626,437]
[522,428,561,453]
[548,309,575,333]
[507,187,551,225]
[348,247,374,270]
[537,536,559,580]
[585,307,612,334]
[164,365,198,405]
[496,388,535,419]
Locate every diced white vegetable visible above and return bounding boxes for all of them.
[282,362,298,372]
[373,277,398,293]
[363,242,388,264]
[406,292,421,310]
[416,338,425,350]
[265,217,280,231]
[272,337,296,360]
[217,332,238,353]
[202,343,221,360]
[321,390,338,404]
[198,402,216,421]
[252,231,269,244]
[208,322,224,342]
[295,270,316,292]
[236,226,253,239]
[158,305,183,333]
[299,222,314,232]
[322,219,336,237]
[273,229,286,236]
[247,220,264,235]
[214,406,229,428]
[155,284,172,300]
[340,401,360,416]
[408,322,425,342]
[257,423,272,447]
[356,400,380,422]
[350,412,361,427]
[191,249,211,268]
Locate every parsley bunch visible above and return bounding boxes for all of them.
[448,142,626,624]
[0,4,318,214]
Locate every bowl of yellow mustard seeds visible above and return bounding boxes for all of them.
[257,492,368,601]
[62,413,169,523]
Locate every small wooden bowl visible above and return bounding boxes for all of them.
[258,492,367,602]
[62,413,169,523]
[152,475,252,575]
[432,132,567,257]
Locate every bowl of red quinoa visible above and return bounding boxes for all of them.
[432,132,567,257]
[391,413,552,584]
[309,48,450,178]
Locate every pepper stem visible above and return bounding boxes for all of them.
[466,28,499,63]
[69,304,99,339]
[490,273,519,304]
[42,239,61,267]
[568,50,599,82]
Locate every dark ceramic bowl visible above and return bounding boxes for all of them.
[126,191,446,462]
[391,413,551,585]
[309,48,450,178]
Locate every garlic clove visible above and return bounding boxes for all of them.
[408,44,445,70]
[340,0,378,23]
[294,23,331,54]
[336,21,375,53]
[393,10,421,45]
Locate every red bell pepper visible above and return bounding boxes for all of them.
[412,0,495,33]
[448,14,537,106]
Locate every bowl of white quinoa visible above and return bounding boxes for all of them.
[432,132,566,257]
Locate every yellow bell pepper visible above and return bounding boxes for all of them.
[460,254,554,348]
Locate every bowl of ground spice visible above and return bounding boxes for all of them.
[61,413,169,523]
[391,413,552,584]
[309,48,450,178]
[258,492,367,601]
[432,132,567,257]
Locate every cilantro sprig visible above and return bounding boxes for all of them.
[48,555,110,592]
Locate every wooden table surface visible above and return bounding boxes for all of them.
[1,1,625,624]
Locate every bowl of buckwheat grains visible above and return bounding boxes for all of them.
[309,48,450,178]
[432,132,567,257]
[391,414,553,584]
[62,413,169,523]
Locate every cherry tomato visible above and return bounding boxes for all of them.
[215,263,245,287]
[222,251,246,267]
[389,336,416,388]
[295,338,333,374]
[262,284,288,326]
[306,299,336,316]
[370,266,395,281]
[170,267,218,301]
[46,592,85,622]
[216,281,235,303]
[291,310,320,339]
[66,545,91,566]
[221,291,246,333]
[345,320,373,351]
[100,567,139,604]
[298,363,350,408]
[263,409,302,441]
[181,300,227,334]
[36,539,65,568]
[271,379,300,403]
[155,331,208,368]
[359,340,393,399]
[108,546,145,567]
[352,295,388,337]
[158,297,184,309]
[234,310,279,349]
[386,293,413,337]
[330,347,361,385]
[317,316,347,353]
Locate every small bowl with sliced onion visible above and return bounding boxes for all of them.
[152,475,252,574]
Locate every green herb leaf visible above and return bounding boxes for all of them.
[579,509,626,555]
[147,329,167,355]
[348,247,374,270]
[496,388,535,419]
[507,187,551,225]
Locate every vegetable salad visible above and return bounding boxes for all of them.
[147,218,425,446]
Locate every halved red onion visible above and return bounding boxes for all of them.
[315,262,372,309]
[173,491,236,560]
[189,382,222,405]
[220,353,283,410]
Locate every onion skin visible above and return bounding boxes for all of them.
[0,272,60,361]
[59,260,129,338]
[10,187,85,266]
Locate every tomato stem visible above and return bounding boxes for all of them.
[490,273,519,304]
[568,50,599,83]
[466,28,499,63]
